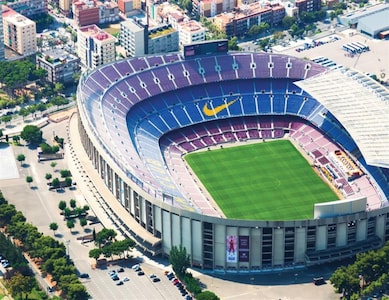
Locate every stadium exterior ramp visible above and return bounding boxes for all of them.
[77,52,389,272]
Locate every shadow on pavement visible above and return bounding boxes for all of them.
[193,258,356,286]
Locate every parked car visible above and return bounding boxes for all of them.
[137,271,145,276]
[313,277,325,285]
[123,277,129,282]
[131,264,140,270]
[108,270,116,276]
[134,266,141,272]
[152,277,160,282]
[111,274,120,281]
[149,274,157,279]
[116,280,123,286]
[117,267,124,273]
[79,273,89,279]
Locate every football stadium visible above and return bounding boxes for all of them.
[76,41,389,271]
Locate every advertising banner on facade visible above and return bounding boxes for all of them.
[239,236,250,262]
[226,235,238,263]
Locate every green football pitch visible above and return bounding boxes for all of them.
[184,140,338,220]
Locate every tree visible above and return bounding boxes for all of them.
[69,199,76,209]
[65,177,72,187]
[66,220,75,232]
[18,108,31,120]
[52,178,60,188]
[12,136,20,144]
[58,200,67,211]
[11,211,26,224]
[0,204,17,227]
[169,245,190,276]
[50,161,57,171]
[54,82,64,94]
[20,125,42,145]
[89,248,101,263]
[228,36,239,51]
[16,154,26,165]
[7,273,36,299]
[79,218,87,228]
[66,283,89,300]
[45,173,52,180]
[60,169,71,178]
[282,16,297,30]
[0,129,3,141]
[26,176,33,186]
[95,228,117,248]
[196,291,220,300]
[49,222,58,235]
[1,115,12,124]
[247,25,260,37]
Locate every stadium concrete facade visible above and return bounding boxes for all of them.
[77,51,389,271]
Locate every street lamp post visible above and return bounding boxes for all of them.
[65,239,70,257]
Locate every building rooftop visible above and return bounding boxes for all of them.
[148,25,176,39]
[79,24,115,41]
[1,5,17,18]
[73,0,98,9]
[214,3,273,23]
[39,48,79,65]
[179,20,204,33]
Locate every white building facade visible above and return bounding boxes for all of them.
[78,24,116,69]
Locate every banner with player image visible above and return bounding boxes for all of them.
[226,235,238,263]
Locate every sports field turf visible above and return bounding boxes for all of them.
[184,140,338,220]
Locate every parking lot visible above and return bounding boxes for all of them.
[82,261,187,300]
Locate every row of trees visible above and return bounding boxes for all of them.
[0,190,89,299]
[58,199,89,221]
[169,245,219,300]
[330,241,389,299]
[88,228,136,262]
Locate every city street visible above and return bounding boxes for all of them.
[0,110,342,299]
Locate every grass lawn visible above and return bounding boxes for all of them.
[185,140,338,220]
[99,23,120,36]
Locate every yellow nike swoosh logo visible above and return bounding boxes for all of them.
[202,98,238,117]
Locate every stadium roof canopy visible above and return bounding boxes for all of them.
[296,68,389,168]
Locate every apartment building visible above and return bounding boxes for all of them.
[178,20,205,48]
[78,24,116,69]
[73,0,100,27]
[295,0,321,14]
[2,6,36,56]
[36,49,81,84]
[148,24,179,54]
[117,0,141,17]
[59,0,72,17]
[120,18,179,57]
[7,0,47,17]
[213,2,286,37]
[99,1,120,24]
[120,18,146,57]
